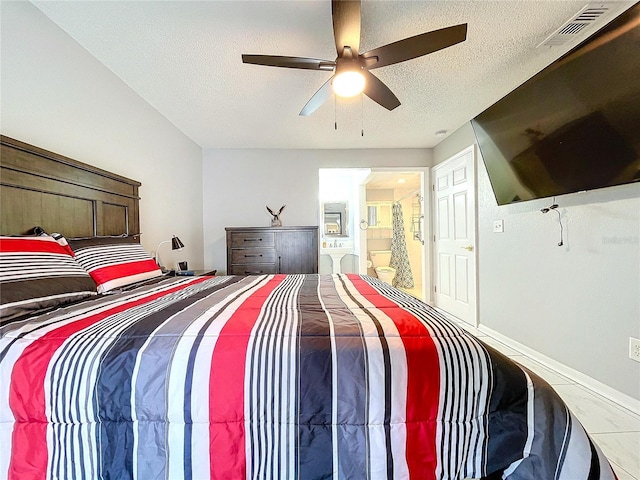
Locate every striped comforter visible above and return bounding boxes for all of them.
[0,274,615,479]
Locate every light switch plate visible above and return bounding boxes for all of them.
[493,219,504,233]
[630,337,640,363]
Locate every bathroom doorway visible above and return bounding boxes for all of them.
[359,168,430,301]
[318,167,430,301]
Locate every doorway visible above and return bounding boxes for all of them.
[359,168,429,301]
[318,167,429,301]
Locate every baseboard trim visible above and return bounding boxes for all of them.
[478,325,640,416]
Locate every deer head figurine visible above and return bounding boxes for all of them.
[266,205,286,227]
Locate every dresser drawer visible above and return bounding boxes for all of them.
[231,248,276,264]
[229,231,275,248]
[228,264,278,275]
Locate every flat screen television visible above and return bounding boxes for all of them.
[471,4,640,206]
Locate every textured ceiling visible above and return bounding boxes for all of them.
[365,171,422,190]
[32,0,634,150]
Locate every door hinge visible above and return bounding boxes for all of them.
[434,285,437,292]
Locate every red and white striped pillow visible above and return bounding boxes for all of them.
[0,235,97,323]
[69,237,162,293]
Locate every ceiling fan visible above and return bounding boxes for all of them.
[242,0,467,116]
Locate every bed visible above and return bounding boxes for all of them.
[0,136,617,479]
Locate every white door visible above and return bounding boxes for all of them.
[432,145,477,325]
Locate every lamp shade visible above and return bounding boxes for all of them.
[171,236,185,250]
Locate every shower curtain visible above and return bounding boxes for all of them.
[389,202,414,289]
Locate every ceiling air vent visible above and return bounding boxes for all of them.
[538,4,617,47]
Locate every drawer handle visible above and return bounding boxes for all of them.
[244,254,262,257]
[245,271,263,275]
[244,238,262,242]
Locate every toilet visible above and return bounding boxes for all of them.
[369,250,396,285]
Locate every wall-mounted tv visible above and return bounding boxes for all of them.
[471,4,640,206]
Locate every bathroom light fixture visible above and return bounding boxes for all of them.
[397,178,407,184]
[435,130,448,137]
[155,235,185,268]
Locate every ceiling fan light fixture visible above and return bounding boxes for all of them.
[332,70,365,97]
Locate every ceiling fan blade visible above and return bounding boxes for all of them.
[362,71,400,111]
[361,23,468,69]
[299,77,334,116]
[242,54,335,71]
[332,0,361,56]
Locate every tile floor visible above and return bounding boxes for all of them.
[450,318,640,480]
[399,284,423,300]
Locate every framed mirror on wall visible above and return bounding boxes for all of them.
[366,202,393,229]
[322,201,349,237]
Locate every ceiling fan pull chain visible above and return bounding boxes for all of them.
[361,93,364,137]
[334,95,338,130]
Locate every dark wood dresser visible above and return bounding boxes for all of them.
[225,226,318,275]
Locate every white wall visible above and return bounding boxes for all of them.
[434,123,640,404]
[1,1,204,269]
[203,149,430,273]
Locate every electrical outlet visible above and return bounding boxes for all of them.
[630,337,640,363]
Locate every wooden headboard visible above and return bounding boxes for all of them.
[1,135,141,238]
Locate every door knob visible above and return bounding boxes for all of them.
[461,245,474,252]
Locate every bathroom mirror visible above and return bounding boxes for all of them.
[366,202,393,229]
[322,201,348,237]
